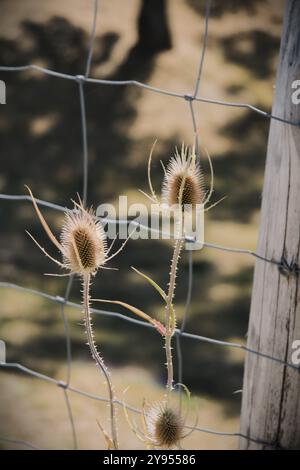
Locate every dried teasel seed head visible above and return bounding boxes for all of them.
[146,401,184,448]
[61,203,107,276]
[162,145,205,210]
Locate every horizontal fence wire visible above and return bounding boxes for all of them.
[0,0,298,451]
[1,64,300,127]
[0,192,286,269]
[0,361,277,449]
[0,281,298,372]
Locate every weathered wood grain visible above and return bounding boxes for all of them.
[240,0,300,450]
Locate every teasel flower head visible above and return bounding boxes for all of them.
[123,388,198,450]
[145,400,184,448]
[25,186,130,277]
[143,141,223,215]
[162,144,205,211]
[60,204,107,276]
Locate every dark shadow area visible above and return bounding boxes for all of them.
[210,109,269,223]
[220,30,280,79]
[0,15,159,202]
[187,0,266,17]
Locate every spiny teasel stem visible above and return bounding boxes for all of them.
[82,273,118,449]
[165,237,184,395]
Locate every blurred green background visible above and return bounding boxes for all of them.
[0,0,284,449]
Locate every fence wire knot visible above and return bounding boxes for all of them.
[55,295,67,304]
[184,93,195,102]
[58,380,68,390]
[278,256,300,277]
[75,74,86,84]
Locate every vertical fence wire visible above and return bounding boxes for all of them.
[176,0,211,408]
[53,0,100,450]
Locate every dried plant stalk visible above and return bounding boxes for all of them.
[165,237,183,394]
[25,187,120,449]
[82,274,118,449]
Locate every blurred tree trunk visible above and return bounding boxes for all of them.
[136,0,172,54]
[240,0,300,450]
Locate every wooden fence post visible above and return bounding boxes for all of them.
[240,0,300,450]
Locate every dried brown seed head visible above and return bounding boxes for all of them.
[146,401,184,448]
[162,145,205,210]
[61,204,106,276]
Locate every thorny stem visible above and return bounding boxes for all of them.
[164,148,195,396]
[165,237,184,396]
[82,274,118,449]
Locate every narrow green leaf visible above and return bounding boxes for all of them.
[131,266,167,302]
[92,298,166,336]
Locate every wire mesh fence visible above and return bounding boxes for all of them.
[0,0,299,450]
